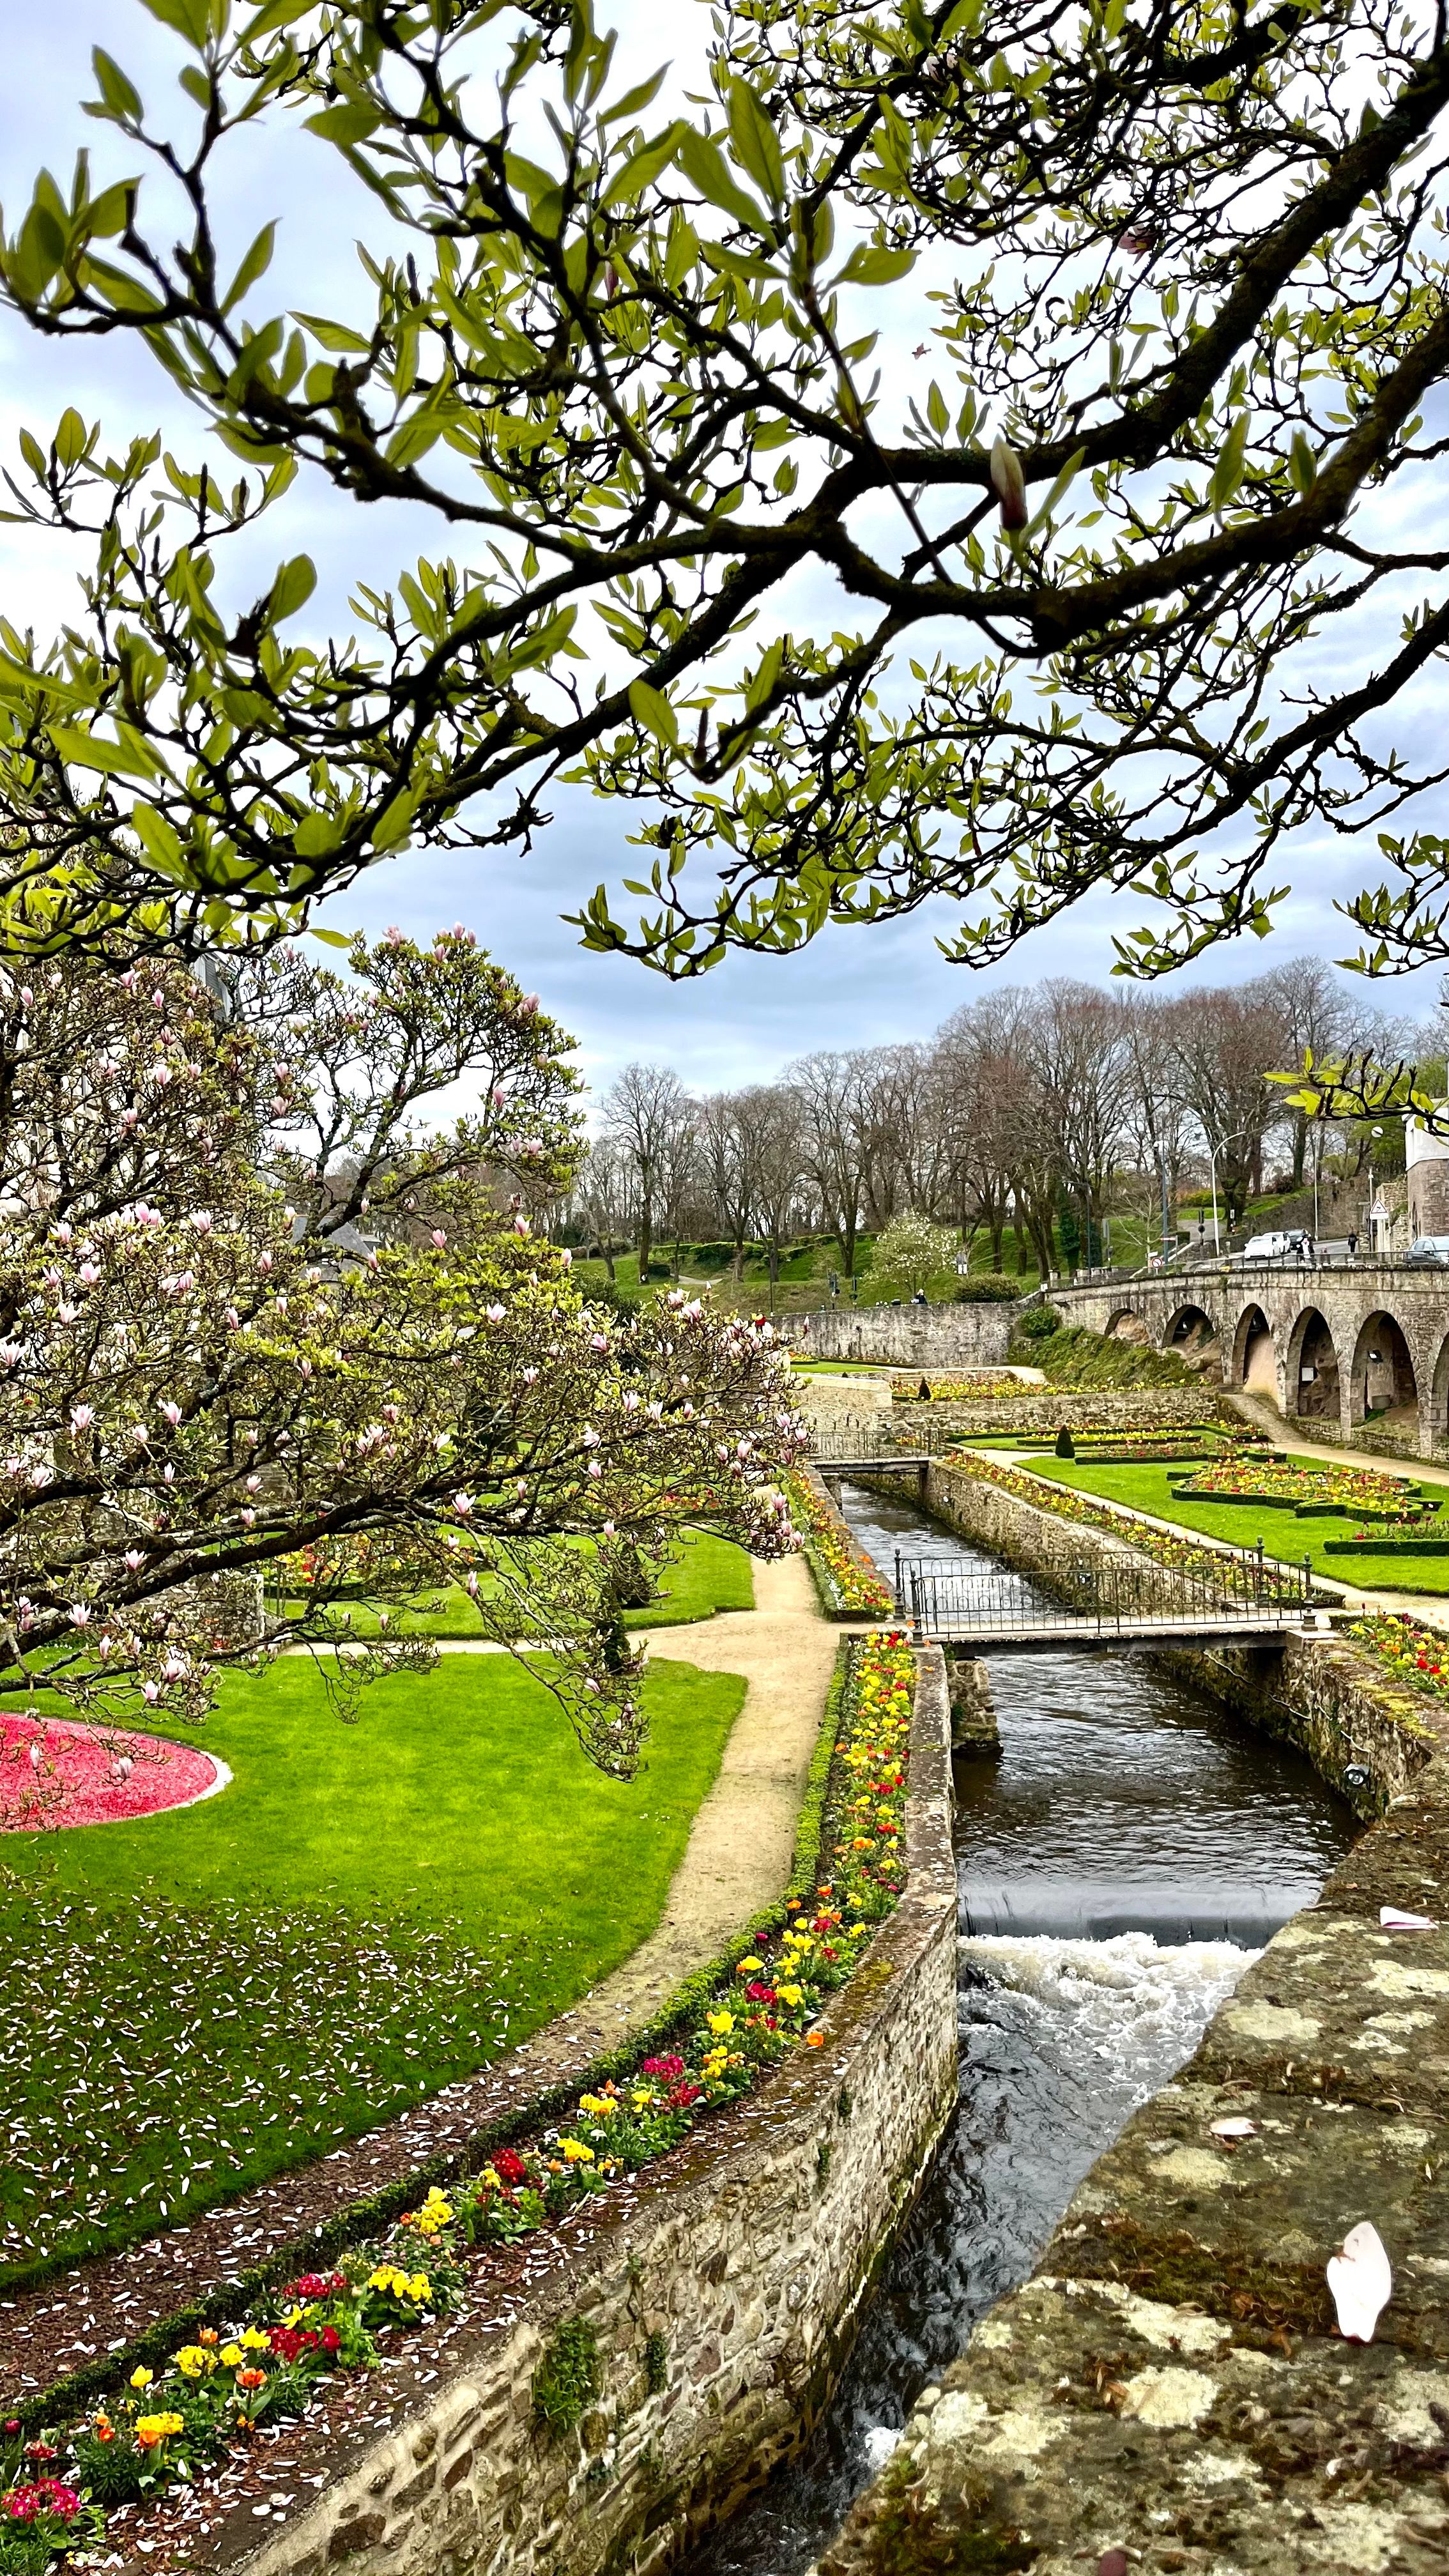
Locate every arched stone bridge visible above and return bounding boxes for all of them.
[1051,1262,1449,1457]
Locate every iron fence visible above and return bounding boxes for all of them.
[894,1542,1317,1638]
[807,1426,953,1464]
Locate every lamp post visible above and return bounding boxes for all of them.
[1208,1126,1255,1258]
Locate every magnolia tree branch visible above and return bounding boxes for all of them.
[1,0,1448,976]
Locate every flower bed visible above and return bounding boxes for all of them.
[1347,1611,1449,1699]
[946,1452,1317,1602]
[889,1374,1023,1403]
[1172,1456,1434,1522]
[785,1474,895,1616]
[0,1636,917,2575]
[0,1716,218,1832]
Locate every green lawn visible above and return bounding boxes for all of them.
[0,1649,745,2286]
[279,1528,754,1638]
[1026,1455,1449,1595]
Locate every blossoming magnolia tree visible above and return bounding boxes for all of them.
[0,933,802,1774]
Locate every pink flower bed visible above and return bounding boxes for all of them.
[0,1713,218,1830]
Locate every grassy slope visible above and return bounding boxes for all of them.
[1009,1326,1200,1390]
[0,1651,744,2280]
[280,1528,754,1638]
[1027,1455,1449,1595]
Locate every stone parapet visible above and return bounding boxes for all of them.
[185,1651,959,2576]
[789,1307,1015,1368]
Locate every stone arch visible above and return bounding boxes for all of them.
[1286,1307,1340,1421]
[1103,1305,1150,1344]
[1349,1308,1418,1429]
[1162,1301,1218,1362]
[1230,1303,1276,1395]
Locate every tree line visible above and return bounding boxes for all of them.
[579,960,1435,1285]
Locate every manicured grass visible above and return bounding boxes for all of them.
[0,1650,745,2285]
[1027,1455,1449,1594]
[279,1528,754,1637]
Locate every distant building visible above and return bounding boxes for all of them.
[1406,1114,1449,1236]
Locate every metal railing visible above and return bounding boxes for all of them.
[808,1425,953,1465]
[894,1541,1318,1639]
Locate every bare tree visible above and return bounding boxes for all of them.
[787,1052,870,1278]
[602,1064,691,1285]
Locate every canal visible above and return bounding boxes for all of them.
[689,1478,1357,2576]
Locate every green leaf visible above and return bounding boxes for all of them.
[53,408,89,471]
[48,723,165,783]
[675,131,768,233]
[602,124,684,208]
[303,913,352,936]
[726,80,785,206]
[304,103,381,146]
[1209,408,1250,512]
[89,49,143,123]
[628,678,679,747]
[1289,429,1317,495]
[1026,445,1086,539]
[602,65,668,124]
[222,221,277,315]
[293,310,372,356]
[268,554,316,622]
[137,0,212,46]
[834,242,916,287]
[242,0,316,33]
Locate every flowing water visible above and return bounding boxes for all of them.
[689,1480,1357,2576]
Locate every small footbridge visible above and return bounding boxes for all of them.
[893,1548,1327,1653]
[807,1427,952,1477]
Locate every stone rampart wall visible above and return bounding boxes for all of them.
[919,1387,1228,1435]
[207,1654,959,2576]
[788,1307,1015,1367]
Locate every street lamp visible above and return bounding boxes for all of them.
[1207,1126,1255,1258]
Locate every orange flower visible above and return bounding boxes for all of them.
[236,2368,267,2392]
[806,2032,825,2049]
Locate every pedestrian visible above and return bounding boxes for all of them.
[1305,1234,1315,1267]
[1347,1229,1358,1259]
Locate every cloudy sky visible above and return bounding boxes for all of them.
[0,0,1443,1102]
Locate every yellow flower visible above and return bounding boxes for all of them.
[134,2412,184,2448]
[220,2345,244,2368]
[578,2093,615,2117]
[407,2274,431,2304]
[776,1983,804,2009]
[129,2366,153,2390]
[707,2010,733,2035]
[631,2090,655,2112]
[174,2345,211,2379]
[240,2327,272,2351]
[735,1957,763,1977]
[419,2187,452,2221]
[560,2138,594,2163]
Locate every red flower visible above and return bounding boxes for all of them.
[270,2327,320,2364]
[321,2325,341,2353]
[21,2446,56,2465]
[641,2055,684,2080]
[493,2148,528,2188]
[744,1982,776,2004]
[287,2272,346,2301]
[667,2082,702,2108]
[4,2483,79,2524]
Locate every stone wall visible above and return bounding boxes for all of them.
[789,1307,1016,1368]
[916,1388,1229,1436]
[204,1653,959,2576]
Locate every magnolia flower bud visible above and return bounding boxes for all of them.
[990,434,1028,530]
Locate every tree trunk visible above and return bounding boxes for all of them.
[637,1204,652,1283]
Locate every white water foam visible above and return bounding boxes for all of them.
[961,1930,1259,2101]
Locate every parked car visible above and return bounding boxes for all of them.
[1405,1236,1449,1266]
[1234,1229,1309,1264]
